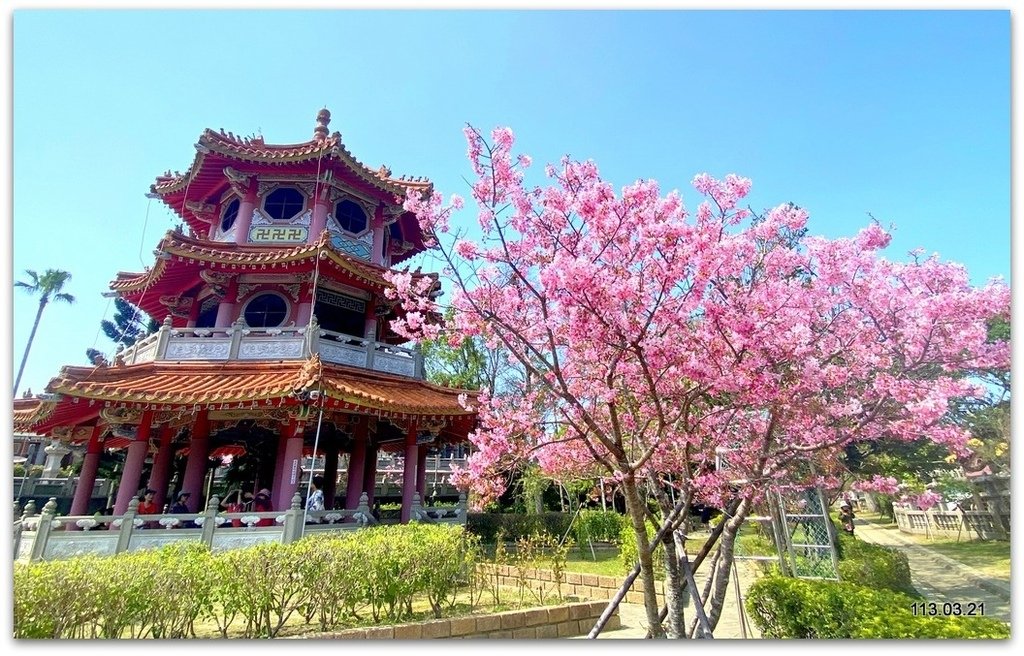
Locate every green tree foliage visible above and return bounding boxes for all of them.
[86,297,159,364]
[14,268,75,395]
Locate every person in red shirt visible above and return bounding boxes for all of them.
[136,489,159,528]
[137,489,159,515]
[253,488,273,527]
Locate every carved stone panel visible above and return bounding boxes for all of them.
[373,353,416,378]
[43,534,118,560]
[165,339,231,361]
[318,342,368,368]
[237,338,305,360]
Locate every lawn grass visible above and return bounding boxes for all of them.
[860,511,1010,582]
[564,548,625,577]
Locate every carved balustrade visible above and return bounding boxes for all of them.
[111,321,424,379]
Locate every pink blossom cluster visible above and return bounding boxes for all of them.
[392,126,1010,508]
[852,475,901,496]
[903,489,943,511]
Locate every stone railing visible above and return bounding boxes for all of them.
[117,317,424,379]
[14,491,377,563]
[16,491,467,562]
[13,476,113,501]
[893,504,1010,540]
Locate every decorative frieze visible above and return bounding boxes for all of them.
[237,338,305,360]
[165,340,231,361]
[318,342,368,368]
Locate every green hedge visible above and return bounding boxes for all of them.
[14,524,478,639]
[573,510,624,545]
[835,531,917,597]
[746,576,1009,639]
[465,512,574,543]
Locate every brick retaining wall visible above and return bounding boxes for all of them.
[312,600,618,639]
[477,563,665,606]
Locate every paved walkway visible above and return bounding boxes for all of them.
[569,560,764,640]
[852,517,1011,624]
[568,519,1011,639]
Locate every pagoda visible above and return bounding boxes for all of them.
[13,109,476,523]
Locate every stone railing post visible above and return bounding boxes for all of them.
[228,319,245,360]
[29,498,59,562]
[21,499,38,521]
[456,492,468,524]
[13,501,25,559]
[282,492,304,544]
[410,492,429,523]
[413,343,424,379]
[154,316,175,360]
[365,339,376,371]
[354,492,374,527]
[200,495,220,548]
[115,498,140,554]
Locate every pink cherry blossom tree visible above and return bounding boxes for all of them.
[386,126,1010,638]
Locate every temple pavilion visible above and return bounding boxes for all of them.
[13,109,476,523]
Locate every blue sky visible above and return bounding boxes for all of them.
[8,9,1011,396]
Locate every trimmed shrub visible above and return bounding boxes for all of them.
[573,510,624,545]
[466,512,573,542]
[13,523,479,639]
[746,576,1009,639]
[835,531,917,597]
[619,519,663,576]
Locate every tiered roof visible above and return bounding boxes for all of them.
[151,109,431,262]
[111,229,437,324]
[15,356,476,437]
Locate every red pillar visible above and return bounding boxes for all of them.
[271,420,290,498]
[214,280,238,328]
[371,204,385,265]
[181,412,210,510]
[147,424,177,511]
[295,282,314,327]
[308,193,329,244]
[323,438,340,510]
[234,187,258,245]
[364,297,377,340]
[345,419,368,510]
[362,441,378,507]
[70,423,105,518]
[275,420,305,510]
[113,410,154,515]
[416,445,428,499]
[400,422,419,523]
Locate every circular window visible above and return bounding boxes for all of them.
[243,293,288,328]
[221,199,240,232]
[264,188,305,221]
[335,199,368,234]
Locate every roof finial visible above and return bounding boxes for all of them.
[314,107,331,141]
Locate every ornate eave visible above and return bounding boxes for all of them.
[40,356,477,420]
[109,230,437,321]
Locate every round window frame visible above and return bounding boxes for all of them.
[262,186,308,222]
[240,291,291,329]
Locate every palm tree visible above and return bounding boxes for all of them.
[14,269,75,396]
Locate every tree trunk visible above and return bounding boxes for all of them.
[705,497,751,631]
[14,298,47,396]
[621,472,665,637]
[661,527,685,638]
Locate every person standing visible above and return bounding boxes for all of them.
[137,489,159,528]
[253,488,273,527]
[839,501,856,535]
[171,491,195,528]
[137,489,159,515]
